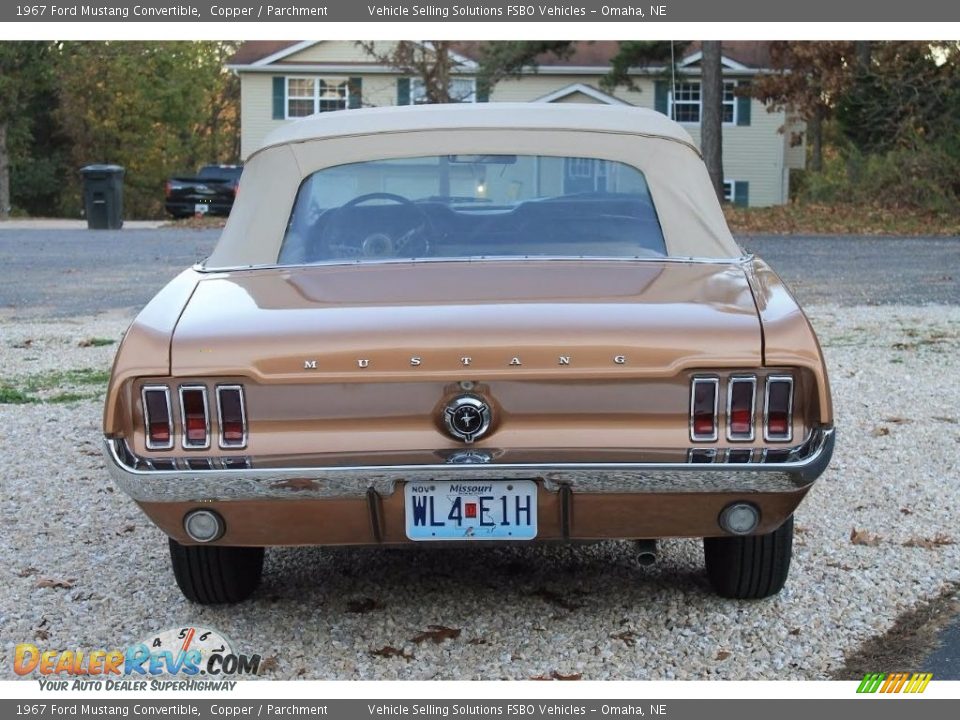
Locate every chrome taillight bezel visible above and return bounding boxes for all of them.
[726,375,757,442]
[763,375,794,443]
[142,385,174,451]
[689,376,719,442]
[216,385,248,450]
[179,384,211,450]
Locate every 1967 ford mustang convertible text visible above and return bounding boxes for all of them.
[103,104,834,603]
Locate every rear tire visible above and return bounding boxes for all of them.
[169,538,264,604]
[703,515,793,599]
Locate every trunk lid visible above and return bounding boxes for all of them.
[171,260,761,380]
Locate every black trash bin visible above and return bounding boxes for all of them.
[80,164,125,230]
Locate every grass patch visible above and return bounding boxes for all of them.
[0,385,36,404]
[22,368,110,393]
[725,203,960,236]
[79,337,116,348]
[0,367,109,404]
[48,391,99,404]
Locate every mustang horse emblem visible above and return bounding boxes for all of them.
[443,395,492,444]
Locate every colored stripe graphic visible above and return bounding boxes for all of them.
[857,673,886,693]
[857,672,932,693]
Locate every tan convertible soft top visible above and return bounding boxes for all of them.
[205,103,743,268]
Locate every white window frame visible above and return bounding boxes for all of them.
[409,77,477,105]
[285,76,351,119]
[668,80,739,126]
[723,180,737,203]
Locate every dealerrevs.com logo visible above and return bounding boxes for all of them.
[15,627,261,691]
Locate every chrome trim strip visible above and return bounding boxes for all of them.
[104,427,834,503]
[178,385,211,450]
[195,255,756,275]
[216,385,248,450]
[689,376,719,443]
[141,385,173,451]
[763,375,794,443]
[726,375,757,443]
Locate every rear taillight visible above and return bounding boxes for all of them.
[764,376,794,442]
[690,377,719,442]
[142,386,173,450]
[726,376,756,441]
[179,386,210,449]
[217,385,247,449]
[164,181,172,198]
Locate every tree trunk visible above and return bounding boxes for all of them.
[0,121,10,219]
[700,41,724,202]
[855,41,872,71]
[809,104,824,173]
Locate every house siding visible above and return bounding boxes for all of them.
[234,42,803,207]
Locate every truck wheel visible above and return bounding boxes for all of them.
[703,515,793,599]
[169,538,264,604]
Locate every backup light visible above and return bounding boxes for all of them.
[719,503,760,535]
[183,510,224,543]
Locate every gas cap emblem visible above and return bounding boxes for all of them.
[443,395,492,444]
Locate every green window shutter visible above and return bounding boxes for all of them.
[734,181,750,207]
[736,81,751,126]
[654,80,668,116]
[348,77,362,109]
[272,76,285,119]
[476,81,489,103]
[397,77,410,106]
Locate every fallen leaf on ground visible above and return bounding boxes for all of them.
[789,628,801,636]
[258,656,280,674]
[870,426,890,437]
[882,416,912,424]
[900,507,914,515]
[468,637,487,645]
[551,671,583,681]
[411,625,461,644]
[346,597,383,614]
[716,651,732,661]
[850,527,882,546]
[35,578,76,589]
[610,631,636,647]
[18,567,39,578]
[903,534,955,549]
[370,646,414,660]
[115,525,135,536]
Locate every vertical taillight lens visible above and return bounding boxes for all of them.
[690,377,719,441]
[179,386,209,449]
[142,386,173,450]
[217,386,247,449]
[727,376,756,441]
[764,376,794,442]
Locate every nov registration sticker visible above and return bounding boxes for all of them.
[404,480,537,541]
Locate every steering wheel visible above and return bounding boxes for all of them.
[324,193,432,260]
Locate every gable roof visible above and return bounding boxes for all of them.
[227,41,774,72]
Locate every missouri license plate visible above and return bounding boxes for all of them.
[404,480,537,541]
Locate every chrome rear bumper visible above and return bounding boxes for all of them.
[104,427,834,503]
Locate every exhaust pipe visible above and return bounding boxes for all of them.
[635,539,658,566]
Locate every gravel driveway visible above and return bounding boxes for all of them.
[1,228,958,680]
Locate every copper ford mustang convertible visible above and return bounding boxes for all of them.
[103,104,834,603]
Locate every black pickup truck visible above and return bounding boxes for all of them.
[164,164,242,218]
